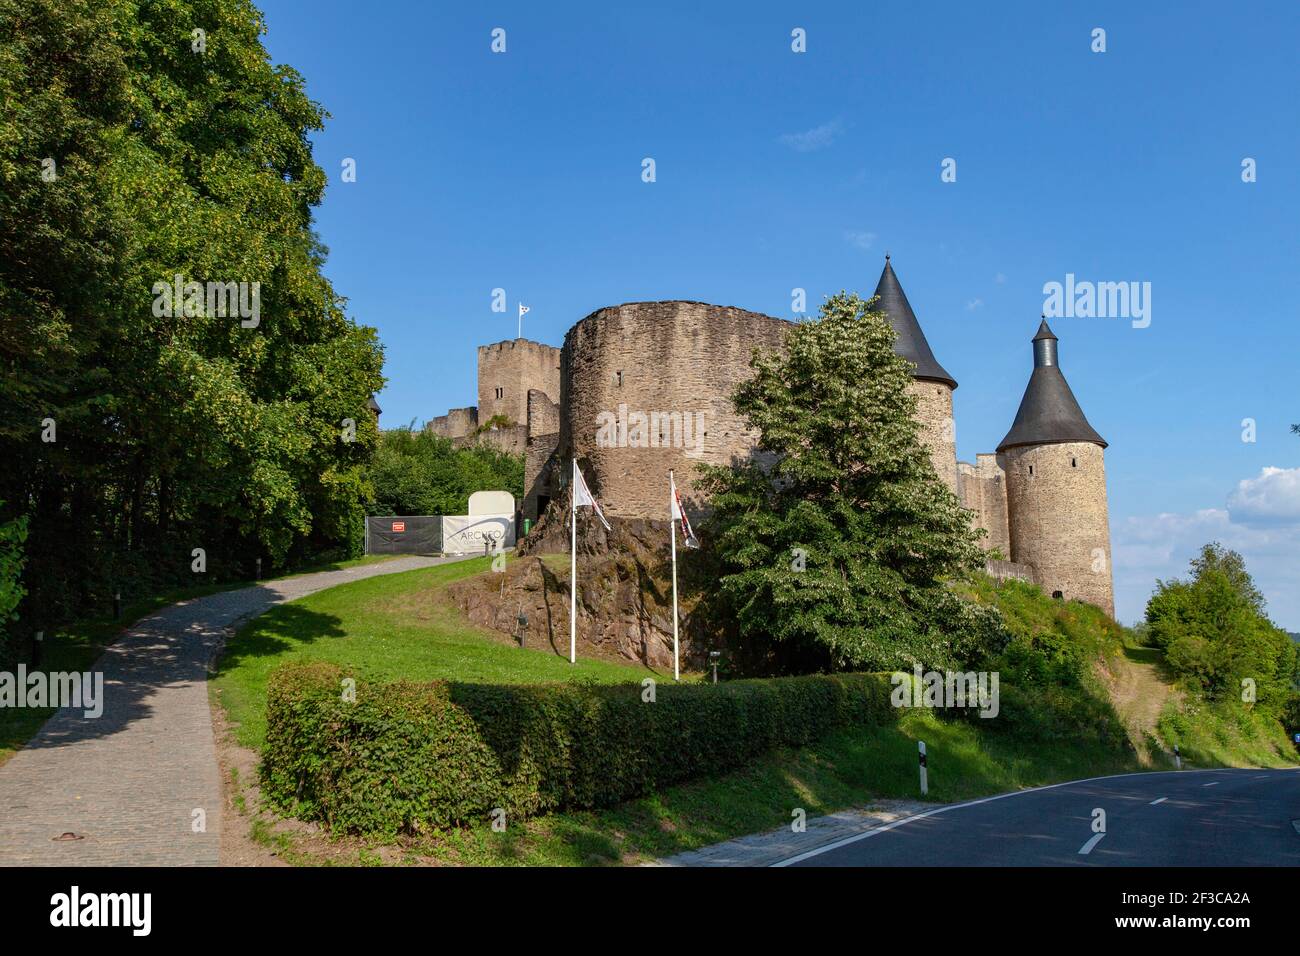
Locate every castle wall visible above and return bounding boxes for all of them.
[559,301,792,518]
[478,339,561,427]
[524,389,561,521]
[1003,441,1114,616]
[911,380,958,495]
[427,406,478,440]
[526,388,560,436]
[453,425,528,457]
[958,453,1011,556]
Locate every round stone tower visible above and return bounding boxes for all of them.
[998,321,1114,616]
[871,256,959,495]
[558,300,792,518]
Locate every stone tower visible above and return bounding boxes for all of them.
[998,320,1114,616]
[871,257,959,494]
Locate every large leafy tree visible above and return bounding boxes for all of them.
[366,429,524,517]
[0,0,383,656]
[696,291,1002,675]
[1145,543,1298,709]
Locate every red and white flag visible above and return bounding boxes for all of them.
[573,460,611,530]
[670,472,698,548]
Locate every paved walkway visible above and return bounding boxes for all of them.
[0,554,465,866]
[655,800,933,867]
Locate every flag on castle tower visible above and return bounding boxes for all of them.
[517,302,530,338]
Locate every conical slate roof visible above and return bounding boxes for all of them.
[997,321,1106,452]
[871,257,957,389]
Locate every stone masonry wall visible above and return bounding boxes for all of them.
[427,406,478,439]
[558,301,792,518]
[477,339,561,426]
[959,453,1011,556]
[1003,441,1114,616]
[523,389,561,522]
[911,380,958,495]
[453,425,528,457]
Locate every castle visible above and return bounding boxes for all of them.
[428,257,1115,617]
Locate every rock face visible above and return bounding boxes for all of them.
[448,516,702,669]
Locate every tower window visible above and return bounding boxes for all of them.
[615,371,623,387]
[495,387,504,400]
[1071,457,1077,468]
[1028,464,1034,476]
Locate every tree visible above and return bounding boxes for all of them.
[366,429,523,517]
[0,0,383,649]
[1146,543,1298,709]
[696,291,1002,675]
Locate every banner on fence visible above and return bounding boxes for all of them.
[440,513,515,555]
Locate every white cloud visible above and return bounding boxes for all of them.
[780,119,845,153]
[843,230,877,252]
[1226,466,1300,527]
[966,298,984,311]
[1112,501,1300,631]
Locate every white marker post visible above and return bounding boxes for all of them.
[1174,744,1181,770]
[918,740,928,796]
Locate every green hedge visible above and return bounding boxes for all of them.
[262,663,897,835]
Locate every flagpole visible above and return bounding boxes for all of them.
[670,470,680,682]
[570,457,577,665]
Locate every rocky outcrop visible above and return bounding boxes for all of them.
[448,515,704,669]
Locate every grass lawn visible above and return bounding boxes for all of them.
[0,553,401,766]
[211,555,669,750]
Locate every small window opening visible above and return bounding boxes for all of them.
[1071,457,1077,468]
[615,371,624,387]
[1051,590,1064,600]
[1028,464,1034,476]
[494,386,504,400]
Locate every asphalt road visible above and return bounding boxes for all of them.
[780,768,1300,867]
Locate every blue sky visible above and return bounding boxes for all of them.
[258,0,1300,629]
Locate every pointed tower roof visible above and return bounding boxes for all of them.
[871,256,957,389]
[997,320,1106,452]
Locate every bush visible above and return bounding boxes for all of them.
[262,662,897,835]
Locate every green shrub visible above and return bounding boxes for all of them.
[262,663,897,835]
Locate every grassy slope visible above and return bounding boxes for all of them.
[0,554,400,765]
[211,563,1295,866]
[211,556,672,750]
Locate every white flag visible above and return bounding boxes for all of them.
[573,462,611,530]
[670,472,698,548]
[518,303,530,317]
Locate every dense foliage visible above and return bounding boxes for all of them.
[1145,543,1299,711]
[262,661,897,835]
[365,428,523,517]
[0,0,382,662]
[695,291,1002,675]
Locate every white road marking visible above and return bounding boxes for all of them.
[1202,782,1219,787]
[1078,833,1106,855]
[1149,797,1167,805]
[771,767,1295,867]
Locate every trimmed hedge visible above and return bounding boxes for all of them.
[262,662,897,835]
